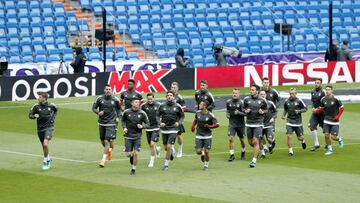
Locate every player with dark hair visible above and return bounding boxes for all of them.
[157,91,185,171]
[29,92,58,170]
[261,77,280,151]
[308,78,325,151]
[122,98,149,175]
[262,77,280,107]
[314,85,344,155]
[191,100,219,170]
[282,88,308,156]
[226,88,246,161]
[259,90,277,156]
[120,79,143,110]
[195,80,215,112]
[141,92,161,167]
[243,84,267,168]
[92,85,121,167]
[171,82,186,158]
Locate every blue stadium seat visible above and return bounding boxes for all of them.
[35,55,47,63]
[10,56,21,64]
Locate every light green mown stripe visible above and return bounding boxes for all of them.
[0,169,224,203]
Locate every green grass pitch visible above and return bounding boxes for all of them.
[0,84,360,202]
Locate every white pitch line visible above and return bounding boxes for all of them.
[1,142,360,164]
[0,149,91,163]
[0,101,93,109]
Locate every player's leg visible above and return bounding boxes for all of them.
[99,139,110,167]
[286,126,294,156]
[107,126,117,160]
[261,131,268,154]
[124,139,135,169]
[162,133,175,171]
[42,139,49,159]
[99,126,106,147]
[130,139,141,175]
[249,136,259,168]
[260,132,267,158]
[247,127,254,147]
[228,127,236,161]
[296,127,306,150]
[249,127,261,168]
[147,132,155,167]
[323,124,333,155]
[176,124,185,158]
[40,129,52,170]
[176,134,183,158]
[266,127,275,154]
[238,127,246,160]
[203,140,211,171]
[309,114,320,151]
[330,125,343,149]
[324,133,333,155]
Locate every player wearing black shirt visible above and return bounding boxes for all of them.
[314,85,344,156]
[226,88,246,161]
[282,88,307,156]
[308,79,326,151]
[191,100,219,170]
[29,92,58,170]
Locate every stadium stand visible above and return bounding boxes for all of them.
[0,0,359,67]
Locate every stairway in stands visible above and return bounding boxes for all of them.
[51,0,147,59]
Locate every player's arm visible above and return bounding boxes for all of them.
[237,102,246,116]
[194,92,199,109]
[28,105,38,119]
[115,99,122,121]
[270,101,277,121]
[334,99,344,121]
[204,114,220,129]
[177,105,185,125]
[156,106,163,127]
[297,99,307,113]
[282,102,288,119]
[274,91,280,107]
[259,99,268,114]
[179,95,186,112]
[313,97,325,114]
[191,114,198,132]
[51,104,58,121]
[208,93,215,111]
[92,98,100,114]
[226,102,231,119]
[121,111,128,133]
[142,111,150,129]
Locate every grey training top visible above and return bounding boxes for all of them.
[141,101,161,130]
[283,97,307,126]
[226,98,245,127]
[120,90,143,110]
[195,110,218,138]
[122,108,149,139]
[243,95,267,127]
[92,95,121,126]
[29,102,58,131]
[157,101,185,134]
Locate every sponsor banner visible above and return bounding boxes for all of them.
[0,68,194,101]
[1,61,358,101]
[196,61,360,89]
[6,59,176,77]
